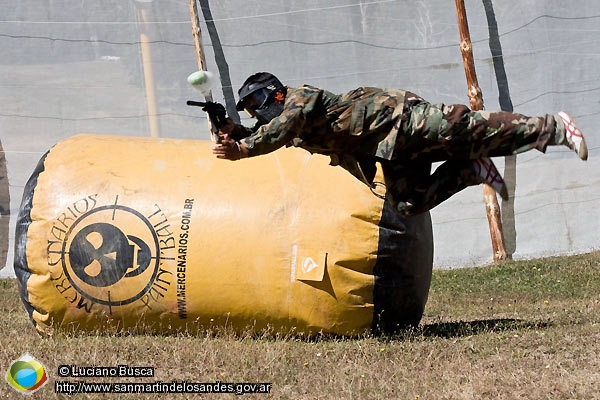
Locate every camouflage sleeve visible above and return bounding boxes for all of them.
[229,123,256,142]
[240,88,322,157]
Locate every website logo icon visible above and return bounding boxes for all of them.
[6,353,48,394]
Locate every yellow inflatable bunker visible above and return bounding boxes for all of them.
[15,134,433,336]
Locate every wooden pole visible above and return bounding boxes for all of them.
[454,0,507,261]
[188,0,218,141]
[138,7,160,138]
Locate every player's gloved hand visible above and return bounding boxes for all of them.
[212,132,247,160]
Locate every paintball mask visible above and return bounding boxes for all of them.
[236,72,286,125]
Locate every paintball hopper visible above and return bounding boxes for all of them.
[187,70,215,94]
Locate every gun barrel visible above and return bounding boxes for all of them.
[186,100,207,107]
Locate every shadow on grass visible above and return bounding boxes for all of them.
[417,318,551,339]
[12,318,553,343]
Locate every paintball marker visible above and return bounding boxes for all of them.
[186,100,227,143]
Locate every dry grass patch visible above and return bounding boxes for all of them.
[1,252,599,399]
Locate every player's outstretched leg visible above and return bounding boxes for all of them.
[471,158,509,201]
[382,159,507,216]
[557,112,588,160]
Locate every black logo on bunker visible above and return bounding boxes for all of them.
[62,205,159,307]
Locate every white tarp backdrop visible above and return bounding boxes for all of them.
[1,0,598,276]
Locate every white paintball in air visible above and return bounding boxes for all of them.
[187,70,215,94]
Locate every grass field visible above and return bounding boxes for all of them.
[1,252,599,399]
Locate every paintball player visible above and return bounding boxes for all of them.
[212,72,588,216]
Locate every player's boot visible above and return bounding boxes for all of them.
[472,158,509,201]
[557,111,588,160]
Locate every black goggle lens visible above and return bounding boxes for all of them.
[243,89,270,116]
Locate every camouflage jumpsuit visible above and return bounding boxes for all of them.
[232,85,568,216]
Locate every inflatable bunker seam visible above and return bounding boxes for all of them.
[15,151,50,325]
